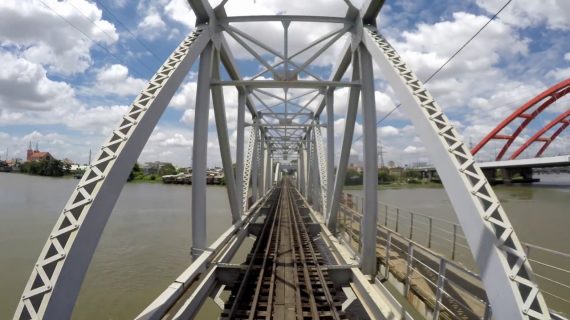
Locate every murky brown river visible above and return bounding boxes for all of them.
[1,173,568,318]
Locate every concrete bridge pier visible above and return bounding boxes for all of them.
[501,168,512,185]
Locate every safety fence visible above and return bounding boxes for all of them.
[338,192,570,318]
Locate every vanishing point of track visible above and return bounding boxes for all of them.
[221,178,346,320]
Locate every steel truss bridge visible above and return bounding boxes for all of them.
[15,1,565,319]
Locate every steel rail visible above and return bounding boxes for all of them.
[222,179,346,319]
[247,188,285,320]
[224,187,282,319]
[260,198,283,320]
[289,183,343,320]
[283,182,306,320]
[287,182,320,318]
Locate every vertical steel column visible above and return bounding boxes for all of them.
[268,157,273,188]
[251,125,259,202]
[241,126,255,214]
[299,143,307,196]
[258,136,267,197]
[297,149,302,190]
[326,89,335,215]
[211,48,241,224]
[309,131,319,209]
[235,90,246,214]
[306,139,312,201]
[191,41,214,259]
[314,123,328,215]
[326,51,360,232]
[263,142,271,195]
[359,44,378,276]
[274,161,280,183]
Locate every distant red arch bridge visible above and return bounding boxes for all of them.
[471,78,570,160]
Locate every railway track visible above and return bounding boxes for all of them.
[220,178,346,320]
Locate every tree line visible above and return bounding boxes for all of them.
[20,159,70,177]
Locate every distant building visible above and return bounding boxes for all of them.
[411,161,429,168]
[142,161,174,175]
[26,142,54,162]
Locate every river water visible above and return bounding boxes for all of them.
[0,173,568,318]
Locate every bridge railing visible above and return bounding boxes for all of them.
[338,192,570,317]
[344,192,472,263]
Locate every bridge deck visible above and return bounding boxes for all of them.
[221,178,347,319]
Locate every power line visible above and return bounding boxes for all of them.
[95,0,164,64]
[65,0,156,74]
[354,0,513,142]
[36,0,147,78]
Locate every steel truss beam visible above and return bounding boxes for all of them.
[236,90,246,215]
[327,51,360,232]
[242,126,256,214]
[212,80,360,88]
[191,41,214,259]
[326,89,335,215]
[14,29,210,320]
[251,125,260,202]
[510,110,570,159]
[363,27,549,319]
[358,44,378,276]
[313,124,328,215]
[211,49,241,224]
[222,15,350,23]
[471,78,570,160]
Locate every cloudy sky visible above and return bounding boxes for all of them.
[0,0,568,167]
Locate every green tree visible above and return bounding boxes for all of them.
[378,169,394,184]
[20,159,65,177]
[43,159,65,176]
[159,163,177,176]
[404,169,421,183]
[344,168,363,185]
[128,163,142,181]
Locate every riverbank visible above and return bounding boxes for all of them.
[343,181,443,190]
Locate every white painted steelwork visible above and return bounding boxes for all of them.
[313,125,328,215]
[363,27,550,319]
[14,0,552,319]
[15,29,210,319]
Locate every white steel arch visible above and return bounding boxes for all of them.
[362,27,549,319]
[15,29,210,319]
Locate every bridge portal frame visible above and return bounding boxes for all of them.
[14,0,551,319]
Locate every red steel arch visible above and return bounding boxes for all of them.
[471,78,570,160]
[509,110,570,159]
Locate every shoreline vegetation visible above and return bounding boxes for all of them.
[6,161,441,188]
